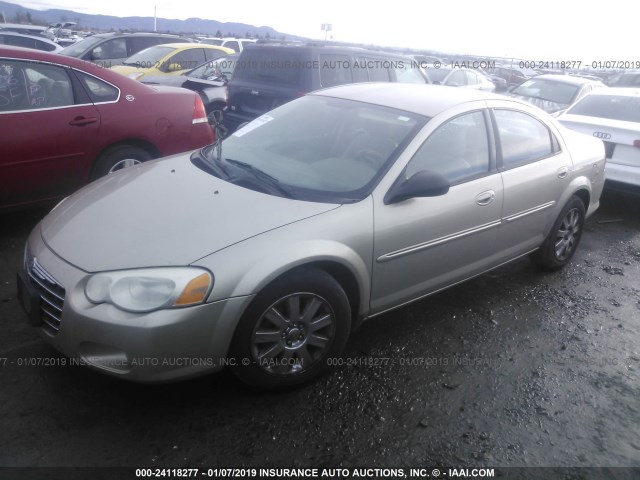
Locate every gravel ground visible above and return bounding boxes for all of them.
[0,187,639,480]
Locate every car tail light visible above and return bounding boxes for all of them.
[192,96,208,125]
[633,140,640,148]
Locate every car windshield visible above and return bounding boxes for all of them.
[567,94,640,123]
[512,78,580,105]
[60,35,103,56]
[122,45,175,67]
[196,95,426,203]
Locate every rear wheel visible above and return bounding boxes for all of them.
[532,196,585,270]
[91,145,153,180]
[229,268,351,389]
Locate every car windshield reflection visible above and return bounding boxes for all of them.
[197,96,426,203]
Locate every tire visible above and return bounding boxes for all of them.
[229,268,352,389]
[531,196,586,270]
[91,145,153,180]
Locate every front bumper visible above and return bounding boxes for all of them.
[22,228,252,383]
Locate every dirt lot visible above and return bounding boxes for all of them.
[1,187,639,480]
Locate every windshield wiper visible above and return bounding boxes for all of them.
[225,159,294,198]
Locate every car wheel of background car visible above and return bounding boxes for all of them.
[91,145,153,180]
[532,196,586,270]
[230,268,352,389]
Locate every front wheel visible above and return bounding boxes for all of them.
[229,268,352,389]
[531,196,586,270]
[91,145,153,180]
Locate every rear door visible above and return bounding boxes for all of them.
[488,101,571,256]
[0,59,100,208]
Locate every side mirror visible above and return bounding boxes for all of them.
[384,170,450,205]
[167,63,183,72]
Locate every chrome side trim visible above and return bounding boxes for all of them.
[503,201,556,222]
[377,220,502,263]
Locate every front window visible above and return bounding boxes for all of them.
[511,78,580,105]
[405,111,489,184]
[196,95,426,203]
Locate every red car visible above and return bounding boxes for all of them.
[0,46,215,210]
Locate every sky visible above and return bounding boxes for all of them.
[14,0,638,64]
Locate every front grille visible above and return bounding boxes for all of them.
[604,141,616,159]
[25,251,65,335]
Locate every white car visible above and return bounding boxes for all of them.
[558,88,640,187]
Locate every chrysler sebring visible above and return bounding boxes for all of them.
[18,83,606,388]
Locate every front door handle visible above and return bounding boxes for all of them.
[476,190,496,206]
[69,116,98,127]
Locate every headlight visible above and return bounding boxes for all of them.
[85,268,213,313]
[128,72,144,81]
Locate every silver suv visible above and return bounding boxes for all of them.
[59,32,194,68]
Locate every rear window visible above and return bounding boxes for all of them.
[567,94,640,123]
[234,48,304,87]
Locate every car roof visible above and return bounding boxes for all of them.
[243,43,414,59]
[530,74,603,85]
[92,32,185,38]
[312,82,520,117]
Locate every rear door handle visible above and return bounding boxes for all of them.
[476,190,496,206]
[69,116,98,127]
[557,166,570,179]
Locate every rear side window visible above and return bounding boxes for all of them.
[0,60,74,111]
[319,54,352,87]
[128,36,171,54]
[362,57,391,82]
[76,71,119,103]
[234,49,303,87]
[494,109,558,168]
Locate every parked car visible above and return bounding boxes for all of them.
[487,65,537,88]
[557,88,640,188]
[60,32,195,68]
[225,44,429,132]
[507,74,606,116]
[0,46,214,210]
[18,83,605,389]
[111,43,234,81]
[424,66,495,92]
[142,54,238,113]
[200,37,257,53]
[476,67,508,92]
[0,31,63,52]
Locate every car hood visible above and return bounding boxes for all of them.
[508,93,567,113]
[40,154,339,272]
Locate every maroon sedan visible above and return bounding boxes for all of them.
[0,46,215,210]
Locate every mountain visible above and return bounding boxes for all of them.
[0,1,298,39]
